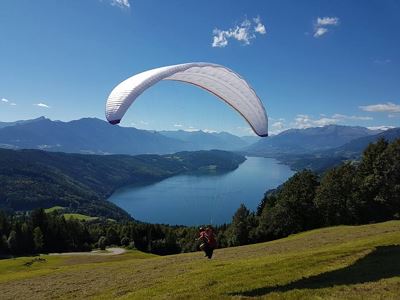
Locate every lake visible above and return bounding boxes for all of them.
[108,157,294,226]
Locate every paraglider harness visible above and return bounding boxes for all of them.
[198,227,216,259]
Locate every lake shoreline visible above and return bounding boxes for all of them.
[108,157,294,226]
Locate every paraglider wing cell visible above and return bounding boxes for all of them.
[105,63,268,137]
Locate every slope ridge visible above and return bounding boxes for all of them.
[0,221,399,299]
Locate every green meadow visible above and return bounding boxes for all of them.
[62,213,99,221]
[1,220,399,299]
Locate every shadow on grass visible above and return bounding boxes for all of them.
[230,245,400,297]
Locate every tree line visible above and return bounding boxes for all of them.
[226,138,400,246]
[0,138,399,257]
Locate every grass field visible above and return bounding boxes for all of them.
[63,213,99,221]
[0,221,399,299]
[44,206,65,213]
[44,207,103,222]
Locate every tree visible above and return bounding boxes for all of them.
[381,139,400,218]
[106,227,119,245]
[256,190,277,216]
[7,230,18,254]
[0,234,8,255]
[31,208,48,232]
[98,236,107,250]
[355,138,394,222]
[33,227,44,253]
[228,204,251,246]
[258,170,320,239]
[315,163,358,225]
[22,223,34,253]
[120,236,130,247]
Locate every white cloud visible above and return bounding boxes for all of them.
[294,115,338,128]
[2,98,17,106]
[253,16,266,34]
[34,103,50,108]
[272,121,285,129]
[367,125,395,131]
[373,59,391,65]
[203,129,218,133]
[292,113,373,129]
[266,109,392,135]
[139,120,149,125]
[184,126,199,132]
[173,124,183,128]
[236,126,255,136]
[110,0,130,9]
[212,16,267,48]
[331,114,373,121]
[317,17,339,26]
[359,102,400,113]
[313,16,339,38]
[212,31,229,48]
[313,27,328,38]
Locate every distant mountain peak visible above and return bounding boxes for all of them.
[247,124,393,156]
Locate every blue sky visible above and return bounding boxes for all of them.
[0,0,399,135]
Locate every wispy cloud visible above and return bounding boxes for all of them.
[109,0,130,9]
[268,113,372,133]
[293,113,373,129]
[212,16,267,48]
[373,59,391,65]
[294,114,337,128]
[184,126,199,132]
[272,121,285,130]
[313,27,328,38]
[331,114,373,121]
[313,16,339,38]
[317,17,339,26]
[203,129,218,133]
[173,124,183,128]
[367,125,395,131]
[34,103,50,108]
[2,98,17,106]
[253,16,266,34]
[360,102,400,113]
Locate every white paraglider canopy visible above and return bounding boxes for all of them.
[105,62,268,137]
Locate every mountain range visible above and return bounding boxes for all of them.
[246,125,383,156]
[258,127,400,172]
[0,117,398,169]
[0,117,252,154]
[159,130,253,150]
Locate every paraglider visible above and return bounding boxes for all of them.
[105,62,268,137]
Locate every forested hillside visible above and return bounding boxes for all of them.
[0,149,245,219]
[0,138,398,259]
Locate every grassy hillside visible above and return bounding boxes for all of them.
[0,221,399,299]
